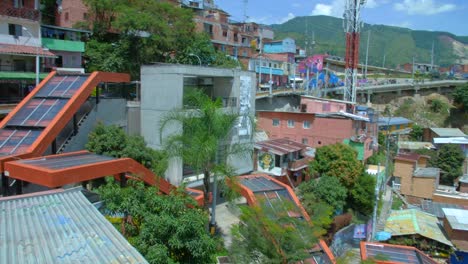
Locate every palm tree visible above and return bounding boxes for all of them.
[159,89,253,205]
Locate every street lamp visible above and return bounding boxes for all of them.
[22,26,40,86]
[188,53,202,66]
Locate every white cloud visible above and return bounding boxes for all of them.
[394,0,455,15]
[366,0,378,8]
[278,13,296,24]
[311,0,344,17]
[390,21,412,28]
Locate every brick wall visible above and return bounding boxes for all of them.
[411,177,436,199]
[394,160,414,196]
[56,0,88,28]
[300,97,347,114]
[257,111,354,148]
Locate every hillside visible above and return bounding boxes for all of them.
[271,16,468,67]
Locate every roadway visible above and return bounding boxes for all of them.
[255,79,467,99]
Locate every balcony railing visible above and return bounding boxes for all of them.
[0,6,40,21]
[288,157,313,171]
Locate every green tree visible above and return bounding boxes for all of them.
[96,178,217,263]
[348,173,376,216]
[159,89,252,204]
[453,84,468,112]
[409,124,423,141]
[433,144,465,185]
[297,191,334,234]
[229,201,319,264]
[299,175,348,213]
[86,123,168,176]
[310,143,364,187]
[81,0,196,78]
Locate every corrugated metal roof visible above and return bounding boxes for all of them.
[362,242,437,264]
[384,209,453,246]
[421,200,468,219]
[413,167,439,178]
[0,188,148,264]
[255,138,308,156]
[378,117,413,126]
[433,137,468,144]
[398,141,435,150]
[430,128,466,137]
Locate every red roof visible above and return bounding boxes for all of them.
[395,153,425,162]
[0,43,56,57]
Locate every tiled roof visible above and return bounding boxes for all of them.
[0,188,148,263]
[0,43,56,57]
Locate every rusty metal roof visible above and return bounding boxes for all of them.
[0,188,148,263]
[384,209,453,247]
[254,138,308,156]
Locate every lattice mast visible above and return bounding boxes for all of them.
[343,0,366,105]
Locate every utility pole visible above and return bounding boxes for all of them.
[382,53,386,68]
[411,56,415,83]
[343,0,366,106]
[364,30,370,79]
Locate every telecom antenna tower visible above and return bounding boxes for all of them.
[343,0,366,105]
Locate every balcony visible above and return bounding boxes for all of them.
[288,157,312,171]
[0,6,40,21]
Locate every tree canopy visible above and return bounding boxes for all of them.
[432,144,465,185]
[96,178,217,263]
[310,143,364,187]
[453,84,468,112]
[299,175,348,214]
[229,201,319,264]
[86,123,168,176]
[348,173,376,216]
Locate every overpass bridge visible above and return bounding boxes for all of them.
[256,80,467,101]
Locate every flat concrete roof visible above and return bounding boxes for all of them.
[442,208,468,231]
[141,63,250,77]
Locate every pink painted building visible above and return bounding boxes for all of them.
[257,110,375,161]
[299,95,350,114]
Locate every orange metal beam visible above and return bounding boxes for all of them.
[4,150,204,206]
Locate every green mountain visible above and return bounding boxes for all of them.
[271,16,468,68]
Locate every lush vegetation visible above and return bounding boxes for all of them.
[159,89,252,204]
[453,84,468,112]
[433,144,465,185]
[78,0,241,79]
[300,143,376,219]
[96,178,218,263]
[86,123,168,176]
[229,201,320,263]
[272,15,465,67]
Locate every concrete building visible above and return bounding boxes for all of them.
[442,208,468,252]
[0,0,55,103]
[424,127,467,142]
[140,63,256,185]
[41,24,89,71]
[253,138,314,187]
[54,0,88,28]
[378,117,413,135]
[263,38,296,54]
[393,153,440,204]
[403,62,440,73]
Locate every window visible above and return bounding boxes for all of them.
[234,33,238,42]
[65,12,69,21]
[287,120,295,128]
[303,121,311,129]
[8,24,22,37]
[83,12,88,20]
[222,31,227,37]
[272,119,280,126]
[302,138,308,145]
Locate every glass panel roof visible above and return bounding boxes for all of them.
[6,99,68,127]
[18,152,116,170]
[35,75,88,98]
[0,129,42,155]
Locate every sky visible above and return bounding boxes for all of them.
[215,0,467,36]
